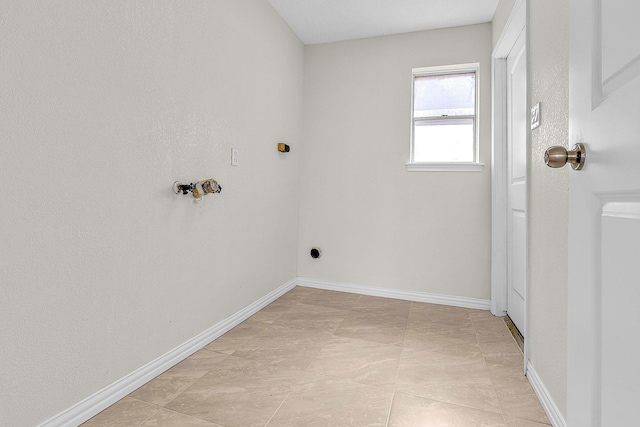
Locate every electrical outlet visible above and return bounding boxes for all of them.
[231,148,238,166]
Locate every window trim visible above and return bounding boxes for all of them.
[407,62,484,172]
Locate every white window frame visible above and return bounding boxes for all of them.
[406,63,483,172]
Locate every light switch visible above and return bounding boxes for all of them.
[531,103,541,130]
[231,148,238,166]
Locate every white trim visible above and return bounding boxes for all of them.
[406,162,484,172]
[493,0,527,58]
[296,277,491,311]
[490,56,508,316]
[413,62,481,75]
[36,279,297,427]
[527,362,567,427]
[491,0,526,318]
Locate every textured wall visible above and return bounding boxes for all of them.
[298,25,493,299]
[528,0,569,418]
[0,1,303,425]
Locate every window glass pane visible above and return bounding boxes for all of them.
[414,72,475,118]
[413,118,474,163]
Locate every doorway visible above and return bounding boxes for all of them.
[491,0,528,349]
[506,28,527,339]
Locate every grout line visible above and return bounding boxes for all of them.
[263,291,338,427]
[472,320,508,419]
[394,389,505,416]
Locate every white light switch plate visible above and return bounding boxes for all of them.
[231,148,238,166]
[531,102,541,130]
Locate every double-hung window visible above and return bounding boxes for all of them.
[407,63,482,171]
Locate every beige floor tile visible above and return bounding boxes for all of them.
[388,392,507,427]
[171,349,230,374]
[81,397,161,426]
[128,350,228,406]
[272,302,349,333]
[165,357,302,427]
[478,336,523,357]
[352,295,412,317]
[298,288,361,310]
[232,324,332,370]
[305,335,402,388]
[397,347,501,414]
[409,302,474,318]
[203,353,305,380]
[278,286,320,302]
[468,309,497,320]
[472,318,516,343]
[406,321,479,343]
[486,360,549,425]
[334,310,408,346]
[80,290,554,427]
[403,328,483,359]
[484,353,526,371]
[503,415,551,426]
[138,408,224,426]
[494,383,550,424]
[205,319,271,354]
[266,375,394,427]
[248,298,296,323]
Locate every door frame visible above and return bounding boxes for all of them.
[491,0,529,359]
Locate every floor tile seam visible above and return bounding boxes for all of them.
[384,386,398,427]
[293,330,336,385]
[258,382,296,427]
[268,322,345,335]
[298,366,399,393]
[154,358,305,411]
[500,409,553,425]
[260,371,389,427]
[150,406,225,426]
[121,397,164,427]
[385,329,408,427]
[473,338,512,419]
[391,389,505,416]
[481,352,509,418]
[332,331,406,348]
[398,347,487,367]
[289,301,353,313]
[481,359,551,424]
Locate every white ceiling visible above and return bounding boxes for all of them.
[267,0,499,45]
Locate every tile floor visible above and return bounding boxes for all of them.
[81,287,551,427]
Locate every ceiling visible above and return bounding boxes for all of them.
[267,0,499,45]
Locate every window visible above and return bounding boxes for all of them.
[407,63,482,172]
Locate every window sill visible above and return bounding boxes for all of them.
[405,162,484,172]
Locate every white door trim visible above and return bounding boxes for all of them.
[491,0,527,317]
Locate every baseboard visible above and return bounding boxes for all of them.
[295,277,491,311]
[526,362,567,427]
[37,279,297,427]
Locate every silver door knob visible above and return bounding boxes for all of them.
[544,143,586,170]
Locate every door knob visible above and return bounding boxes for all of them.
[544,143,586,170]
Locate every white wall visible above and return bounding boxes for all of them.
[0,1,304,425]
[528,0,569,418]
[298,25,493,299]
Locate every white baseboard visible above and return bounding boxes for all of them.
[295,277,491,311]
[526,362,567,427]
[37,279,297,427]
[38,277,490,426]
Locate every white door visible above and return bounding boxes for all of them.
[507,30,527,336]
[567,0,640,425]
